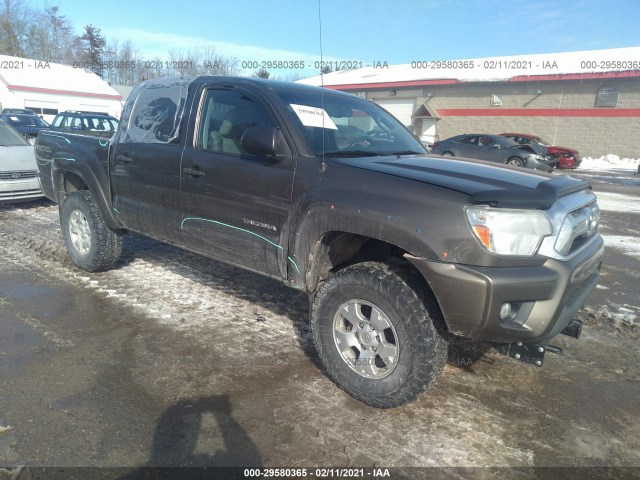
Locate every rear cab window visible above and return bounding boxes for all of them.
[122,80,190,144]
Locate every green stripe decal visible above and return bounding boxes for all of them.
[40,133,71,143]
[112,208,128,228]
[180,217,300,273]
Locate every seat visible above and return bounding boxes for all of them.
[208,106,262,154]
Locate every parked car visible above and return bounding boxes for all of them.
[500,133,581,169]
[36,76,602,408]
[50,111,119,138]
[0,114,51,144]
[431,134,556,171]
[1,108,37,115]
[0,121,43,202]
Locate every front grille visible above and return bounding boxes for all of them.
[0,170,37,180]
[555,202,600,256]
[0,188,41,199]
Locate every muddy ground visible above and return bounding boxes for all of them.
[0,168,638,478]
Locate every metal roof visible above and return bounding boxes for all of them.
[297,47,640,90]
[0,54,122,100]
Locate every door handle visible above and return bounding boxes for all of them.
[183,167,205,177]
[116,154,134,163]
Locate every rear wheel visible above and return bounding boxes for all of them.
[311,262,448,408]
[60,191,123,272]
[442,151,454,156]
[507,157,524,167]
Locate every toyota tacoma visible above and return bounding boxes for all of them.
[35,76,603,408]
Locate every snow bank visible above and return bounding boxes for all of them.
[578,154,640,172]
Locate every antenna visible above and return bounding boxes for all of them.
[318,0,326,169]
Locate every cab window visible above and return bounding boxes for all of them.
[197,89,273,155]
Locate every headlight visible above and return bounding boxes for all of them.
[466,207,553,256]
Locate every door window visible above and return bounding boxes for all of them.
[197,89,274,155]
[457,135,479,145]
[124,81,189,143]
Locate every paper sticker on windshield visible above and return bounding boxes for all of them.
[290,104,338,130]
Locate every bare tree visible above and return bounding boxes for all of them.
[253,68,270,79]
[0,2,241,86]
[22,6,73,62]
[0,0,28,56]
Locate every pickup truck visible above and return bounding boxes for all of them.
[35,76,604,408]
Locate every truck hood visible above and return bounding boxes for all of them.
[333,155,591,209]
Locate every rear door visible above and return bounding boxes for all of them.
[110,80,190,242]
[179,84,295,279]
[475,135,503,161]
[453,135,480,157]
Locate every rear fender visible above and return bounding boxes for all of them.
[51,148,121,230]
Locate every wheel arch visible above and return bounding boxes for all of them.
[53,164,121,230]
[304,231,447,332]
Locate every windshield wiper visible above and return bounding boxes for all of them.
[322,150,387,157]
[390,150,423,156]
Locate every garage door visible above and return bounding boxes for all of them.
[374,99,415,127]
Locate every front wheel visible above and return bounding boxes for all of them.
[442,151,454,156]
[311,262,448,408]
[506,157,524,167]
[60,190,123,272]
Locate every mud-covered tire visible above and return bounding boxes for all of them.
[60,190,122,272]
[311,262,448,408]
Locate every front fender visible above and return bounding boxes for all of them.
[291,200,441,288]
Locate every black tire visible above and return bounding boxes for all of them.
[311,262,448,408]
[60,190,123,272]
[442,151,454,156]
[506,156,524,167]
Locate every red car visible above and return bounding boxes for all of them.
[500,133,581,169]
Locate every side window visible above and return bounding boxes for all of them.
[197,89,273,155]
[63,116,78,128]
[52,116,63,127]
[124,82,189,143]
[480,136,496,146]
[457,135,478,145]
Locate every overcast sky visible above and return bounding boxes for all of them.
[38,0,640,76]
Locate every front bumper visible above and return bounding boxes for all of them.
[408,236,604,344]
[0,178,43,203]
[527,155,557,172]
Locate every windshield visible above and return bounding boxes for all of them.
[4,115,49,127]
[534,136,551,146]
[276,90,427,157]
[0,122,30,146]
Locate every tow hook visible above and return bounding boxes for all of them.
[494,342,546,367]
[561,319,583,339]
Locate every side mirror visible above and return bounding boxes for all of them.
[241,127,278,157]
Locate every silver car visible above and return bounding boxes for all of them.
[0,121,43,203]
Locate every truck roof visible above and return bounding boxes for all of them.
[140,75,356,98]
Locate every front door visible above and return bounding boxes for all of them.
[179,86,295,279]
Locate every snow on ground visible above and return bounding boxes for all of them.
[596,191,640,213]
[578,154,640,173]
[601,235,640,259]
[582,304,639,328]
